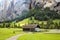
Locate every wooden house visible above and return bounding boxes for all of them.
[22,24,40,32]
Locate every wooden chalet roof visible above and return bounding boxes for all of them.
[22,24,38,28]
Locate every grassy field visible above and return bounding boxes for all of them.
[0,18,60,40]
[16,18,60,26]
[0,28,60,40]
[0,28,23,40]
[18,33,60,40]
[53,19,60,23]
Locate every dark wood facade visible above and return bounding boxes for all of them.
[22,24,40,32]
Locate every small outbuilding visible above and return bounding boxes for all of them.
[22,24,40,32]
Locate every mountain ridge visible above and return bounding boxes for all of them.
[0,0,60,22]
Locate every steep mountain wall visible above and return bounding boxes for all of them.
[0,0,60,22]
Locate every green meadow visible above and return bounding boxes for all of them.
[16,18,60,26]
[18,33,60,40]
[0,28,60,40]
[0,28,23,40]
[0,19,60,40]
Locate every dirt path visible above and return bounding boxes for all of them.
[6,34,24,40]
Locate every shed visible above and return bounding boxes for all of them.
[22,24,40,32]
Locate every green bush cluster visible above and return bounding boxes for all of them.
[40,19,60,29]
[0,22,21,28]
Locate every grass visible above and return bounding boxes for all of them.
[16,18,60,26]
[0,18,60,40]
[0,28,23,40]
[16,18,30,26]
[18,33,60,40]
[53,19,60,23]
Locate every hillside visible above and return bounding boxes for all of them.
[16,17,60,26]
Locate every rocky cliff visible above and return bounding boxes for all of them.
[0,0,60,22]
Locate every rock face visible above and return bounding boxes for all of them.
[35,0,60,11]
[0,0,31,22]
[0,0,60,22]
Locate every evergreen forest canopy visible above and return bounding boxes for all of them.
[22,4,60,21]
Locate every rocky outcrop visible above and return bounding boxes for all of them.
[33,0,60,13]
[0,0,60,22]
[0,0,31,21]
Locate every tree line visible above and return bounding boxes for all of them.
[0,22,21,28]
